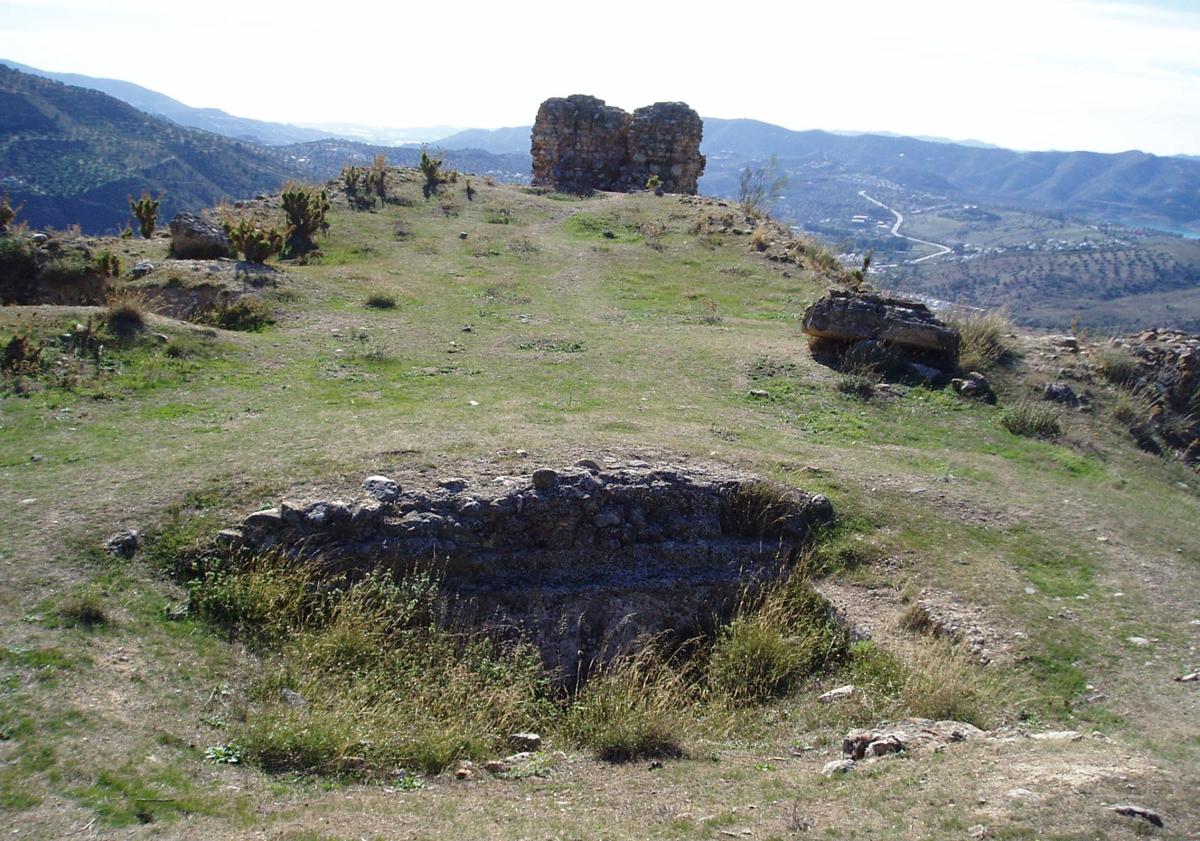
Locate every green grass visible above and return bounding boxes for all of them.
[3,178,1199,838]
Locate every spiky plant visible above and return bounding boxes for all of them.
[129,192,161,239]
[223,217,284,264]
[419,150,443,200]
[281,184,330,254]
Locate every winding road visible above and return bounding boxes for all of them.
[858,190,952,264]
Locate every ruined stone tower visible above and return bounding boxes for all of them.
[530,95,705,195]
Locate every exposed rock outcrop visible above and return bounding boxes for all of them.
[225,462,832,681]
[530,95,705,195]
[168,212,231,259]
[802,290,960,362]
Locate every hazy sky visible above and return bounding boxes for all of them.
[2,0,1198,155]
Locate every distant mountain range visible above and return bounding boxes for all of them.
[2,60,1199,239]
[0,59,338,146]
[438,119,1200,235]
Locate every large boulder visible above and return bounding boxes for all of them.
[168,213,231,259]
[802,290,960,363]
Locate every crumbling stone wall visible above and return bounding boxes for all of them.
[224,461,831,681]
[530,95,705,195]
[625,102,706,194]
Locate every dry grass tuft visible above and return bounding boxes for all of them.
[104,291,147,339]
[944,306,1014,373]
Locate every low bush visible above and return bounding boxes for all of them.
[281,183,330,255]
[837,373,875,399]
[750,223,771,251]
[223,218,284,264]
[93,249,121,278]
[203,297,273,332]
[0,234,39,303]
[2,325,41,374]
[364,293,397,309]
[1111,386,1157,430]
[1000,403,1061,438]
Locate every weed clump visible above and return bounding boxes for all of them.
[1000,403,1061,438]
[836,373,875,399]
[0,193,19,230]
[420,150,443,199]
[2,325,42,375]
[56,588,109,629]
[561,652,691,762]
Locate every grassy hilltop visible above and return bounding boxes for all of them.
[1,172,1199,839]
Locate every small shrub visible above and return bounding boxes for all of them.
[93,249,120,278]
[900,643,994,726]
[119,225,134,240]
[897,603,935,634]
[486,205,513,225]
[365,293,397,309]
[944,307,1013,373]
[420,149,443,199]
[0,234,40,303]
[223,218,284,263]
[1094,345,1139,386]
[1000,403,1061,438]
[738,155,787,216]
[104,292,147,339]
[129,192,160,239]
[281,183,330,254]
[367,154,389,201]
[646,174,662,191]
[57,588,109,628]
[203,297,273,331]
[38,255,93,286]
[1111,386,1157,430]
[0,193,19,230]
[2,326,42,374]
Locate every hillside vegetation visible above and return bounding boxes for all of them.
[1,174,1198,839]
[0,65,295,232]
